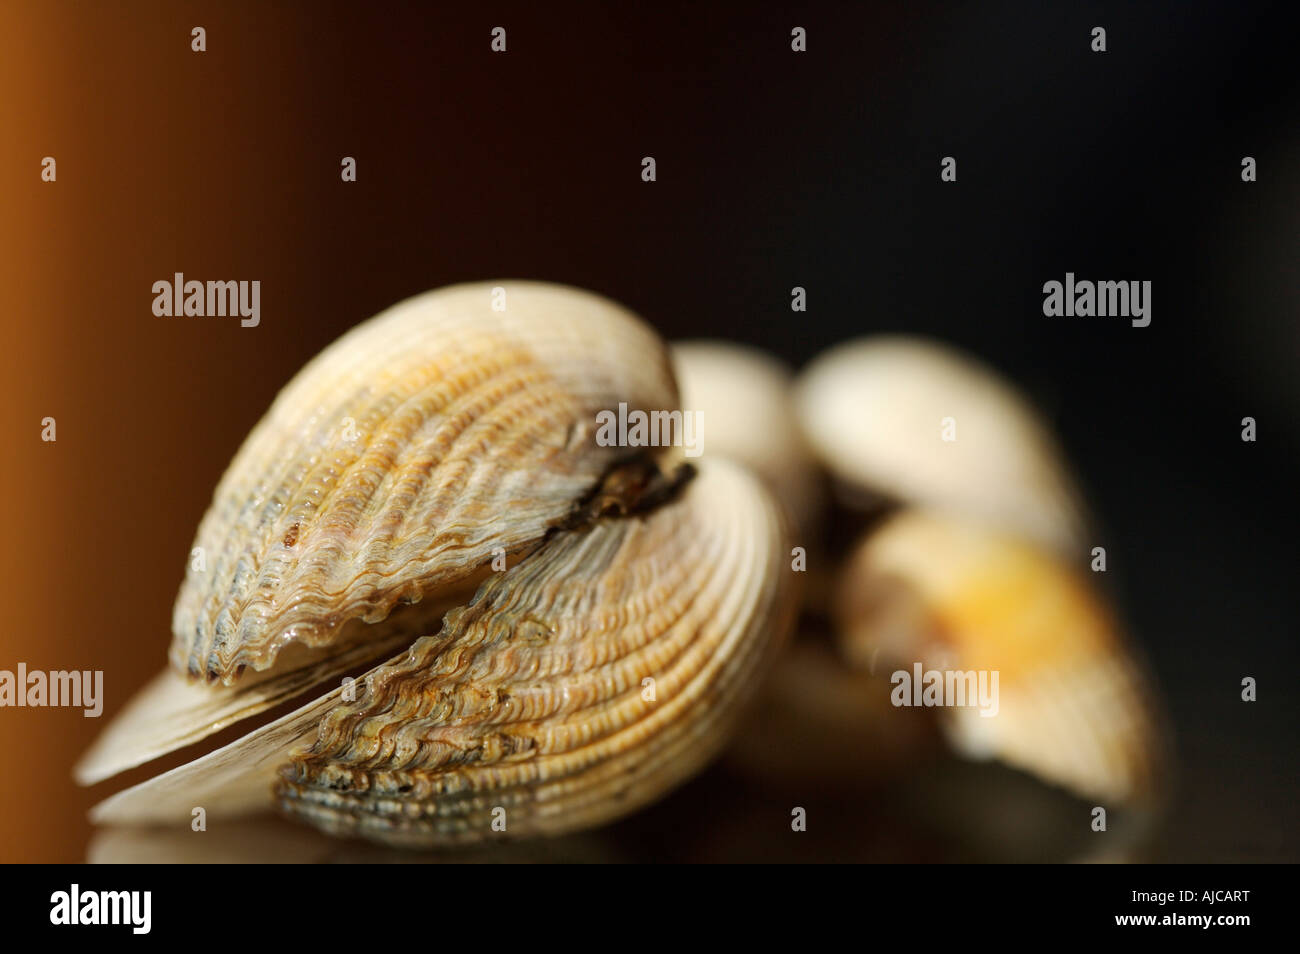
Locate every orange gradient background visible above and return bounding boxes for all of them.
[0,2,348,862]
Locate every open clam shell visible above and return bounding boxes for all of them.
[92,458,794,846]
[80,278,798,849]
[74,580,482,785]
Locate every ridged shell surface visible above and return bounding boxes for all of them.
[171,282,679,685]
[275,458,793,846]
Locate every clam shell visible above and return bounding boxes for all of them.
[795,336,1086,555]
[75,578,482,785]
[671,340,822,535]
[172,281,679,685]
[93,459,795,846]
[835,509,1164,805]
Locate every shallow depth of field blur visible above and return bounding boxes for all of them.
[1,2,1295,862]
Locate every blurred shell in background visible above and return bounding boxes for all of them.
[835,508,1166,808]
[795,336,1087,557]
[672,340,824,537]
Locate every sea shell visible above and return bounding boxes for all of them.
[671,340,822,535]
[795,336,1086,556]
[75,581,481,785]
[173,281,680,686]
[835,509,1164,806]
[82,281,795,848]
[92,458,793,846]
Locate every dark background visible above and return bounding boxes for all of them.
[1,0,1295,861]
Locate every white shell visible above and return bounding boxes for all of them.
[796,336,1086,555]
[672,340,822,535]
